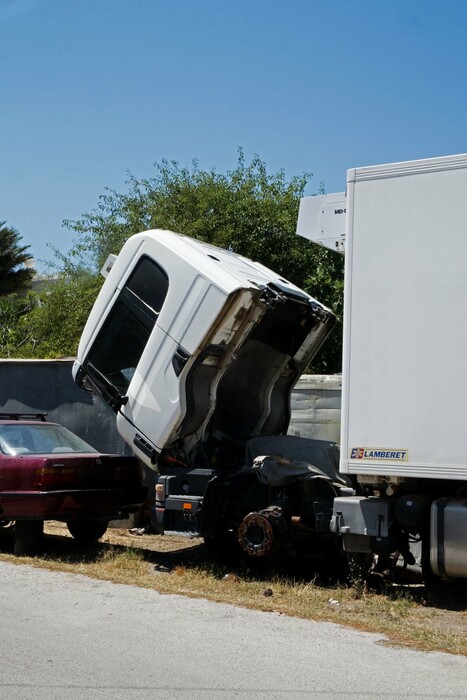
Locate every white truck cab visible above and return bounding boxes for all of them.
[74,230,343,556]
[74,229,335,471]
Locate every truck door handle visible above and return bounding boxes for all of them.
[172,347,190,376]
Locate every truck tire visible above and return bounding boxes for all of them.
[67,520,109,544]
[14,520,44,557]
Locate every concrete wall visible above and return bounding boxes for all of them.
[0,360,342,452]
[289,374,342,443]
[0,359,130,454]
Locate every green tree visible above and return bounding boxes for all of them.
[0,292,37,357]
[303,248,344,374]
[65,152,344,372]
[13,272,102,359]
[0,222,35,295]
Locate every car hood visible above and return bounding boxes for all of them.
[163,281,335,456]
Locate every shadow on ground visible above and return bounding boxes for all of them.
[0,521,349,585]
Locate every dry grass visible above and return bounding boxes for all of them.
[1,523,467,656]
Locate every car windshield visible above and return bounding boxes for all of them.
[0,424,98,456]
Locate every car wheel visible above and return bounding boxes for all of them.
[14,520,44,557]
[67,520,109,544]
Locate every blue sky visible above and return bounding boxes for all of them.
[2,0,467,271]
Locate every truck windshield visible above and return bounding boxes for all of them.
[86,299,152,396]
[85,256,169,402]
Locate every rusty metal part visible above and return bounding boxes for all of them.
[290,515,314,532]
[237,512,276,557]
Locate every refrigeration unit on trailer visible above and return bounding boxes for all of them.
[297,152,467,582]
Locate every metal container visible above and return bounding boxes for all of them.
[430,498,467,578]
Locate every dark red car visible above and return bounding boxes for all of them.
[0,413,146,555]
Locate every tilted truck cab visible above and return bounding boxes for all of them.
[74,229,348,559]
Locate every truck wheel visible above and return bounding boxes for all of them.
[67,520,109,544]
[237,511,282,559]
[14,520,44,557]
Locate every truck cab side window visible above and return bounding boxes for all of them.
[126,256,169,313]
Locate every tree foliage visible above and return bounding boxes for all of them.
[0,222,35,295]
[65,152,344,372]
[0,271,102,359]
[0,154,343,370]
[0,293,36,357]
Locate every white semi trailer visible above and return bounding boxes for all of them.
[297,152,467,582]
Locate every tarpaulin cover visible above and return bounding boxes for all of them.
[245,435,350,487]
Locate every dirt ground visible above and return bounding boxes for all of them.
[45,521,202,554]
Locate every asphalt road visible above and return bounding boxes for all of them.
[1,561,466,700]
